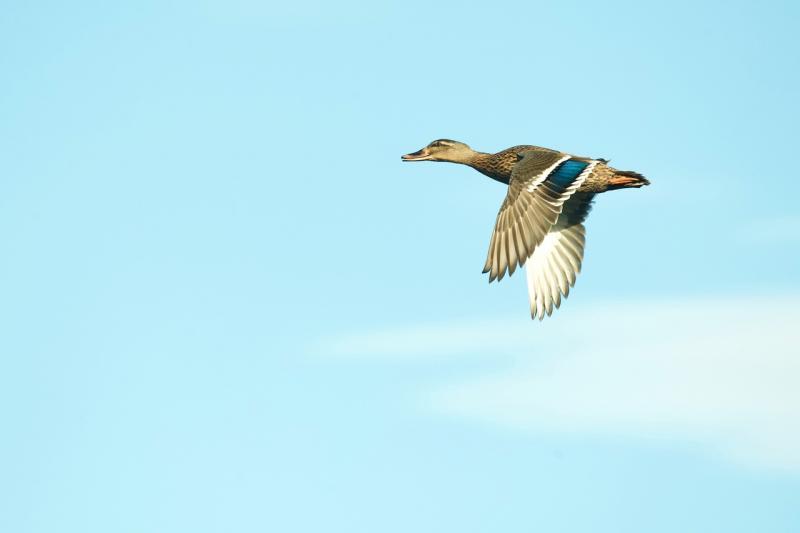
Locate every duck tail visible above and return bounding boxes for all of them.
[608,169,650,189]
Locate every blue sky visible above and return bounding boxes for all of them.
[2,1,800,531]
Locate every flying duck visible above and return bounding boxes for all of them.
[402,139,649,319]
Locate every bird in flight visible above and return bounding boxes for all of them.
[402,140,649,319]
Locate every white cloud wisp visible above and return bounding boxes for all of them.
[324,295,800,473]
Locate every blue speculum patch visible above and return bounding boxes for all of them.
[549,159,589,188]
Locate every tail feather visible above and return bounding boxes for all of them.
[608,170,650,189]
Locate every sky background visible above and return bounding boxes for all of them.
[2,0,800,532]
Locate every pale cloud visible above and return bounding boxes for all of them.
[323,295,800,473]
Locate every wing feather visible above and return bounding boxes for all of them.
[524,193,595,320]
[483,151,597,282]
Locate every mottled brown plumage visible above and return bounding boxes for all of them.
[461,144,648,193]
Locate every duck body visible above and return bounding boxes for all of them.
[461,144,648,193]
[402,139,649,320]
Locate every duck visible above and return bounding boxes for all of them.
[401,139,650,320]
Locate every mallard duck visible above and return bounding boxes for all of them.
[402,139,649,320]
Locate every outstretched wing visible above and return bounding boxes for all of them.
[525,193,595,320]
[483,150,598,281]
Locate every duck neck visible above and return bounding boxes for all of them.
[466,151,511,184]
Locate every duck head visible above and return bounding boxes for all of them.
[402,139,474,164]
